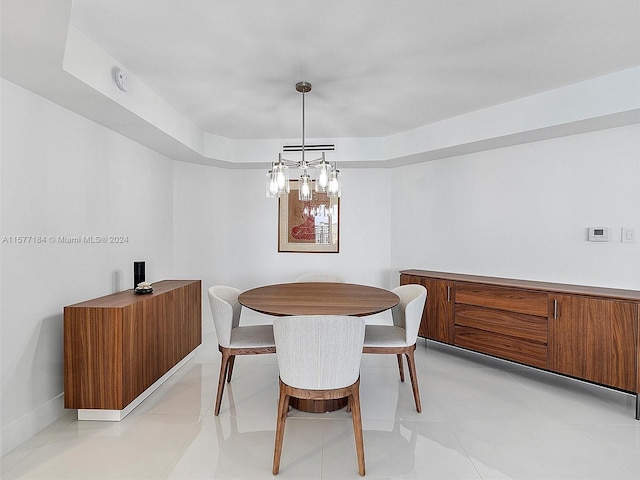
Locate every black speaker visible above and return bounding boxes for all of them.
[133,261,145,288]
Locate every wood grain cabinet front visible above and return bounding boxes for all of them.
[548,294,637,392]
[64,280,201,416]
[400,270,640,419]
[454,283,548,369]
[401,274,454,343]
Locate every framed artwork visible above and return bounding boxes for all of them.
[278,181,340,253]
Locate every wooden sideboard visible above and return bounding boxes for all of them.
[64,279,201,420]
[400,270,640,419]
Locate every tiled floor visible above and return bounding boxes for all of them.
[2,318,640,479]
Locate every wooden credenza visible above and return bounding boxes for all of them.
[400,270,640,419]
[64,279,201,420]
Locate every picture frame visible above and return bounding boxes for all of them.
[278,181,340,253]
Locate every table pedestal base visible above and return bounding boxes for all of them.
[290,397,348,413]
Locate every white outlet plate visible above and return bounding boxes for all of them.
[621,227,636,243]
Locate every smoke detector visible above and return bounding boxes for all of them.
[114,69,129,92]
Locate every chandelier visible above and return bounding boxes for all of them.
[266,82,341,201]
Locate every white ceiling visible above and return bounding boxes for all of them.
[63,0,640,140]
[1,0,639,169]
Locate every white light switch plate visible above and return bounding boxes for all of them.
[621,227,636,243]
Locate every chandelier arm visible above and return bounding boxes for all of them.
[279,156,326,168]
[306,156,327,166]
[278,158,302,167]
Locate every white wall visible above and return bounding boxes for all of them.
[390,124,640,290]
[218,167,393,290]
[173,165,395,294]
[172,160,234,331]
[1,80,175,454]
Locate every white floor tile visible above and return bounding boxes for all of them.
[2,336,638,479]
[572,424,640,477]
[452,419,638,479]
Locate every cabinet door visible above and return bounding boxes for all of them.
[401,275,454,343]
[428,279,455,343]
[400,275,428,337]
[549,295,637,391]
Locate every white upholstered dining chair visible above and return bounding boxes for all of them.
[294,273,345,283]
[363,284,427,412]
[272,315,366,476]
[208,285,276,415]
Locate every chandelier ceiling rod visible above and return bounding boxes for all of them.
[297,81,310,167]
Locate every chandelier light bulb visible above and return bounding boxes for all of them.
[315,153,330,193]
[299,173,312,201]
[319,170,328,187]
[328,168,341,198]
[266,171,277,198]
[316,168,329,192]
[269,182,278,197]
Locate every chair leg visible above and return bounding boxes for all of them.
[226,355,236,382]
[273,380,290,475]
[349,385,366,476]
[396,353,405,382]
[214,349,231,416]
[405,346,422,413]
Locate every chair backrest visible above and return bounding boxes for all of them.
[391,284,427,346]
[208,285,242,348]
[273,315,365,390]
[295,273,345,283]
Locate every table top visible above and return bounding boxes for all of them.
[239,282,399,317]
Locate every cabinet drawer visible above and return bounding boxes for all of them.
[455,326,548,369]
[456,284,548,317]
[455,304,547,344]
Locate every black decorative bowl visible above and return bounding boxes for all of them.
[134,287,153,295]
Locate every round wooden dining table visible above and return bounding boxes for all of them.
[238,282,399,317]
[238,282,399,413]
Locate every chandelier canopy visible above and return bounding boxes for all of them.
[266,82,341,201]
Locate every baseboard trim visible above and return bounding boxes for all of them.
[1,392,65,457]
